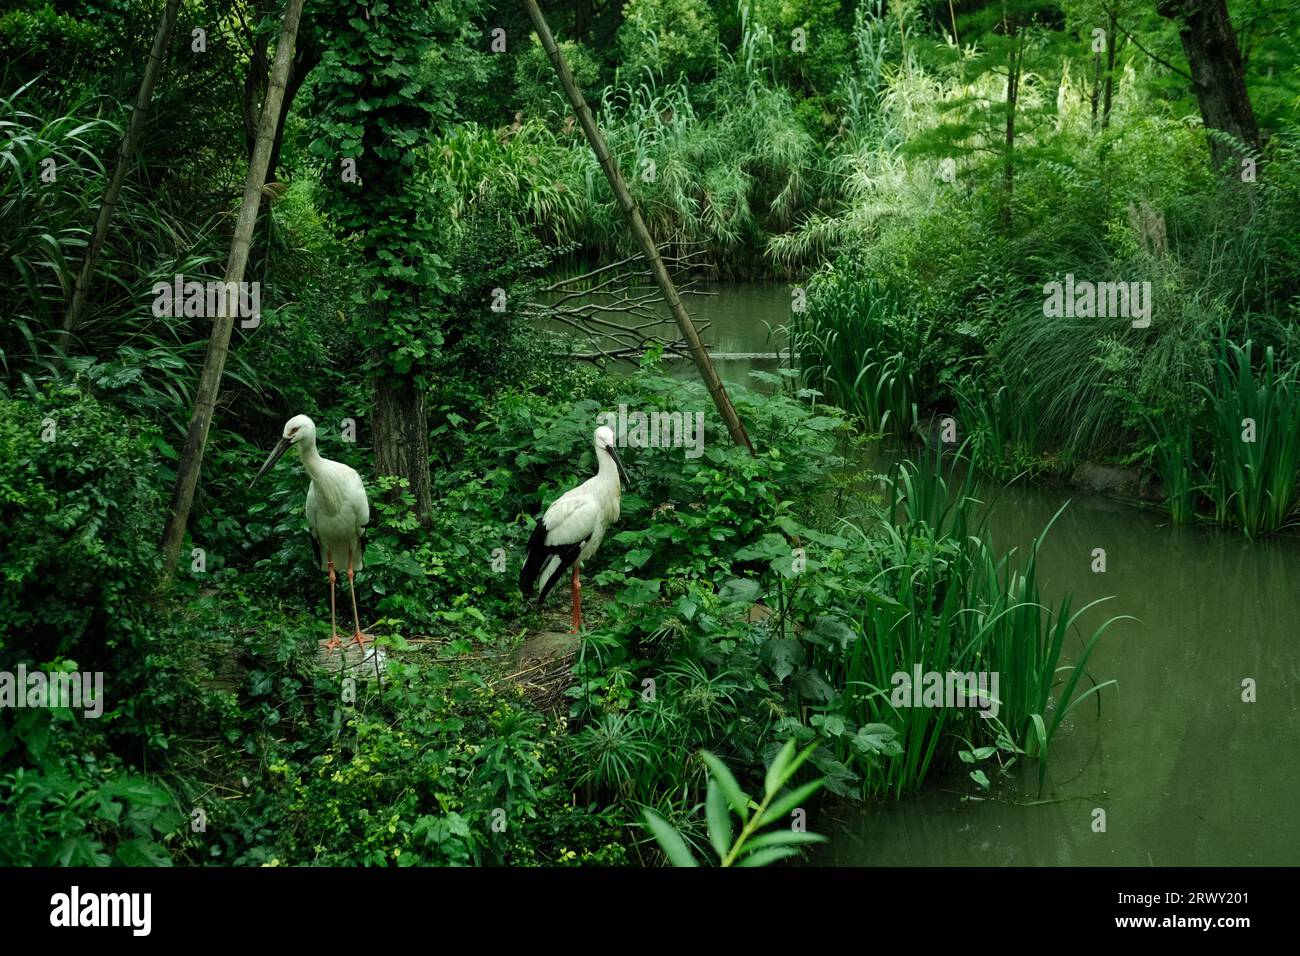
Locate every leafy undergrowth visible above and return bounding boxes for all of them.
[2,367,1119,866]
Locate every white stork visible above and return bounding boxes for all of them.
[251,414,370,653]
[521,425,629,633]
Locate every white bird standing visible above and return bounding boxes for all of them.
[251,414,371,653]
[521,425,629,633]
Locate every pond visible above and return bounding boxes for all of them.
[555,281,1300,866]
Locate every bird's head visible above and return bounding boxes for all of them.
[593,425,630,487]
[282,414,316,447]
[251,415,316,487]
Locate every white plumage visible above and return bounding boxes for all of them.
[521,425,628,632]
[253,414,370,652]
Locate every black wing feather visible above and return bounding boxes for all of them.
[308,527,325,569]
[520,516,582,605]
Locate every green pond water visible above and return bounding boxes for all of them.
[556,281,1300,866]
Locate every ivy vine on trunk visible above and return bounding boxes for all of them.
[309,0,485,522]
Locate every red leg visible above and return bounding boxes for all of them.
[347,545,368,650]
[323,561,342,653]
[570,562,583,634]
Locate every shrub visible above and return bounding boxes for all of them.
[0,385,163,664]
[617,0,719,84]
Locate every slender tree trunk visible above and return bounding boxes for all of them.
[1157,0,1260,170]
[372,355,434,519]
[574,0,591,40]
[1000,23,1022,231]
[159,0,306,579]
[62,0,181,338]
[1102,14,1117,128]
[245,26,319,182]
[1090,50,1101,125]
[522,0,754,454]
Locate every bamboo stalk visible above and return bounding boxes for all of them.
[521,0,755,454]
[159,0,306,579]
[62,0,182,337]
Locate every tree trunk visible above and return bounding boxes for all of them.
[1102,14,1117,129]
[1090,50,1101,125]
[1157,0,1260,170]
[522,0,754,454]
[574,0,591,40]
[373,359,434,520]
[61,0,181,338]
[244,25,319,182]
[1000,23,1022,231]
[159,0,306,580]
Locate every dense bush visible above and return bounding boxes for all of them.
[0,386,163,663]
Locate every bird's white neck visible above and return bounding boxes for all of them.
[595,445,620,486]
[298,440,345,513]
[298,439,326,478]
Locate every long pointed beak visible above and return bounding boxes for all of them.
[608,445,631,488]
[250,437,290,488]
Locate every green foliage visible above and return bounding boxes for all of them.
[308,0,488,381]
[513,36,602,119]
[0,386,189,869]
[643,740,827,866]
[253,674,619,866]
[6,0,1298,870]
[618,0,719,84]
[1145,409,1197,524]
[791,269,920,435]
[1203,339,1300,536]
[740,0,854,106]
[0,386,162,661]
[0,737,181,866]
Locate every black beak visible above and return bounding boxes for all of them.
[251,437,290,488]
[608,444,631,487]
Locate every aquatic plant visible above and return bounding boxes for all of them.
[1203,338,1300,536]
[956,378,1039,481]
[807,452,1126,798]
[1145,410,1198,524]
[790,274,919,436]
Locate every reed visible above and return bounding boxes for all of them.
[1146,411,1198,523]
[956,377,1038,480]
[1203,338,1300,536]
[814,452,1125,797]
[790,275,918,436]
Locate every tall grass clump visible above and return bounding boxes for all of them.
[956,377,1039,480]
[967,507,1126,791]
[791,271,919,436]
[1204,338,1300,536]
[1145,410,1197,523]
[811,451,1126,798]
[0,89,113,363]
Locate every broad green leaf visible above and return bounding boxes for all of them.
[705,780,732,860]
[736,846,799,867]
[738,830,827,854]
[758,778,825,828]
[764,739,796,799]
[642,810,698,867]
[717,578,761,604]
[700,751,748,821]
